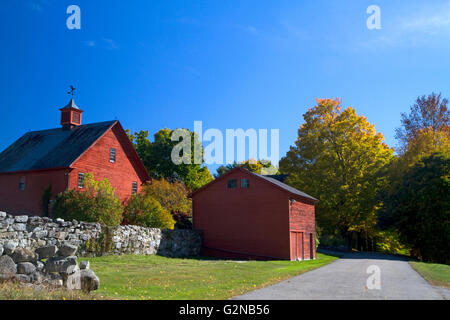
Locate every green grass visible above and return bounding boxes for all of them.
[79,253,338,300]
[409,261,450,289]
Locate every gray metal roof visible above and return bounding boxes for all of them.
[61,98,80,110]
[253,171,318,201]
[0,120,117,173]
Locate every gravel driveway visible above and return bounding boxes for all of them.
[234,252,449,300]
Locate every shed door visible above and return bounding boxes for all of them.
[290,232,304,261]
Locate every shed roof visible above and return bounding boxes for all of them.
[0,120,117,173]
[189,167,317,202]
[251,171,317,201]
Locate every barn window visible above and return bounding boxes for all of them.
[19,176,26,190]
[132,182,138,194]
[78,173,85,188]
[110,148,116,163]
[227,179,237,189]
[240,179,250,188]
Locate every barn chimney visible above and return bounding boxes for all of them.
[60,98,83,130]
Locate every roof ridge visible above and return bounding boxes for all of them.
[23,120,117,134]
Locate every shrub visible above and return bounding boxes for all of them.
[123,194,175,229]
[142,178,192,228]
[142,178,191,215]
[172,212,193,229]
[52,173,123,226]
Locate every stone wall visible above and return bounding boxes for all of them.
[0,211,202,258]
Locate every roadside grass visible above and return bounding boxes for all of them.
[409,261,450,289]
[79,252,339,300]
[0,282,101,300]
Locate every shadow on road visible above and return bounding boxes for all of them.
[318,248,411,261]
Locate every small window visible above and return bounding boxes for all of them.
[132,182,138,194]
[72,112,81,124]
[240,179,250,188]
[19,176,26,191]
[78,173,85,188]
[227,179,237,189]
[110,148,116,163]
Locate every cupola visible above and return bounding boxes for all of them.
[60,98,83,129]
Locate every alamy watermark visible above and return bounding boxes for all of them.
[367,5,381,30]
[171,121,280,167]
[366,265,381,290]
[66,5,81,30]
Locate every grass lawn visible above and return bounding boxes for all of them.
[409,261,450,289]
[79,252,338,300]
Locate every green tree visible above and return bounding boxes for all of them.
[386,153,449,264]
[279,98,394,248]
[215,159,276,177]
[52,173,123,226]
[127,129,213,191]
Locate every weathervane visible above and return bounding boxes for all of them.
[67,85,76,97]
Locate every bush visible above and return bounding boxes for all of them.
[123,194,175,229]
[142,178,192,228]
[52,173,123,226]
[172,212,193,229]
[143,178,191,215]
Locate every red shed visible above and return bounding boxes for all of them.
[0,99,150,216]
[190,167,318,261]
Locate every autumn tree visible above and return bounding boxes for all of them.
[127,129,213,191]
[395,92,449,153]
[141,178,193,229]
[380,94,449,234]
[279,98,394,248]
[123,193,175,229]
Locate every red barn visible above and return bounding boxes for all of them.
[0,99,150,216]
[190,167,318,261]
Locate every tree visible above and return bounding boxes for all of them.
[52,173,124,226]
[123,194,175,229]
[386,153,449,264]
[380,95,450,229]
[279,98,394,248]
[395,92,449,153]
[127,129,213,191]
[215,159,277,177]
[143,178,191,215]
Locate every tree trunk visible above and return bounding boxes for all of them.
[347,231,353,251]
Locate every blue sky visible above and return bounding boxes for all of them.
[1,0,449,174]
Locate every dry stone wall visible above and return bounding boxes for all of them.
[0,211,202,258]
[0,243,100,292]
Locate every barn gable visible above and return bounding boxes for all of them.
[190,167,317,203]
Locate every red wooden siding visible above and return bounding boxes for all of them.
[69,124,145,203]
[289,200,316,260]
[192,168,317,261]
[0,169,69,216]
[193,170,291,259]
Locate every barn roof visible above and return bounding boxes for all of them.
[189,167,317,202]
[0,120,117,173]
